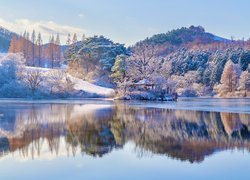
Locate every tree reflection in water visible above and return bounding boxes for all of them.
[0,102,250,163]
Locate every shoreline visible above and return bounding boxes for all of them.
[0,98,249,114]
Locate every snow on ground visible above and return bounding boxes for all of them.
[69,75,115,97]
[24,66,115,97]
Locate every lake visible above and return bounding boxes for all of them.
[0,99,249,180]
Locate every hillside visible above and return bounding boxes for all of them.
[24,66,115,98]
[143,26,228,46]
[0,25,249,99]
[113,26,250,99]
[0,26,14,52]
[136,26,231,56]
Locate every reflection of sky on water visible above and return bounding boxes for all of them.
[129,98,250,114]
[0,141,249,180]
[0,100,249,180]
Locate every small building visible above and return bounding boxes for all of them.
[131,79,155,90]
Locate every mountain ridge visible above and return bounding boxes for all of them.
[0,25,233,53]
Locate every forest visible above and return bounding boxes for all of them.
[1,25,250,99]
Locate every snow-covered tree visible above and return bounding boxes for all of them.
[184,71,200,88]
[66,33,71,46]
[22,70,43,96]
[126,42,160,82]
[219,60,239,95]
[47,70,65,95]
[239,52,250,71]
[239,71,250,96]
[111,54,127,84]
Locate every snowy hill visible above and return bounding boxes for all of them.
[70,75,115,97]
[24,66,115,97]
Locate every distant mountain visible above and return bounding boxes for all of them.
[136,25,230,56]
[142,25,228,45]
[0,26,15,53]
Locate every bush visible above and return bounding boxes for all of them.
[181,89,198,97]
[0,82,28,98]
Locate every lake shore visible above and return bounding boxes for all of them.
[0,97,249,114]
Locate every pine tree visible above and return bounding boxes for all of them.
[80,34,86,46]
[239,52,250,71]
[25,32,31,65]
[31,30,36,66]
[66,33,71,46]
[111,55,127,84]
[72,33,78,45]
[55,33,61,65]
[36,32,43,67]
[49,36,55,68]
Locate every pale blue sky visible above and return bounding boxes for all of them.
[0,0,250,45]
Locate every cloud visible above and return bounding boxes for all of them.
[78,13,85,18]
[0,18,86,44]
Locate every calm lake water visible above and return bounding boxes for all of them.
[0,99,250,180]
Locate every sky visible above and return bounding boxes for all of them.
[0,0,250,45]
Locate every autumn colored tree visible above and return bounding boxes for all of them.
[239,71,250,97]
[31,30,36,66]
[48,36,55,68]
[36,32,43,67]
[219,60,239,95]
[8,35,18,54]
[55,34,61,65]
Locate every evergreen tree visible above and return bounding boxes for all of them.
[239,51,250,71]
[66,33,71,46]
[111,55,127,84]
[72,33,78,45]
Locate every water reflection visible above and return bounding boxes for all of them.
[0,102,250,163]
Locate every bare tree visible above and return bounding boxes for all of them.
[127,42,160,81]
[48,70,65,95]
[23,70,43,96]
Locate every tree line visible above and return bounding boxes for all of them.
[8,30,62,68]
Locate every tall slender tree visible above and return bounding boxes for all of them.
[239,71,250,97]
[55,34,61,65]
[25,32,31,65]
[8,35,17,53]
[66,33,71,46]
[72,33,78,45]
[49,36,55,68]
[219,60,239,95]
[31,30,36,66]
[36,32,43,67]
